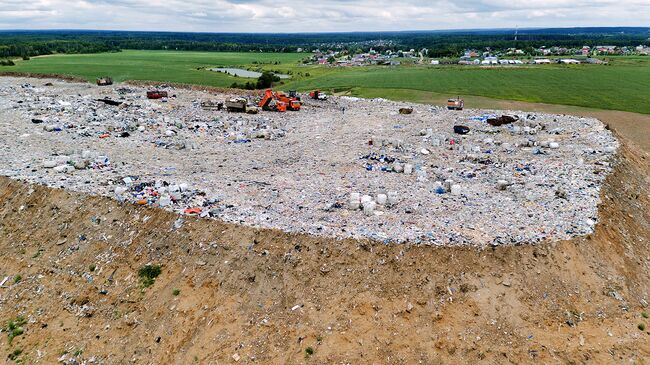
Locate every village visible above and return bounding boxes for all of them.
[308,44,650,66]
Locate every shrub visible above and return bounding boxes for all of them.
[639,323,646,331]
[172,289,180,296]
[6,316,27,344]
[7,348,22,361]
[138,264,161,288]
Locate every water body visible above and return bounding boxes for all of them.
[210,68,291,79]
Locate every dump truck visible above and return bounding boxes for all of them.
[309,90,328,100]
[447,97,464,110]
[274,91,301,111]
[96,77,113,86]
[226,97,248,112]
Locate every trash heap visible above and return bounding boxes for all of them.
[0,77,619,246]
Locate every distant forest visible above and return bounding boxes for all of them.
[1,27,649,58]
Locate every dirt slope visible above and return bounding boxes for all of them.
[0,135,648,365]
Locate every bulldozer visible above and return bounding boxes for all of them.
[447,97,464,111]
[258,89,301,112]
[96,77,113,86]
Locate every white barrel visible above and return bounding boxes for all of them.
[404,164,413,174]
[387,191,398,205]
[549,142,560,149]
[450,184,461,196]
[497,179,508,191]
[363,201,376,216]
[361,194,373,203]
[376,194,387,205]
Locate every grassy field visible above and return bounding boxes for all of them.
[288,64,650,114]
[4,50,650,114]
[6,50,307,87]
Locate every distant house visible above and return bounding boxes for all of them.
[581,46,591,56]
[595,45,617,54]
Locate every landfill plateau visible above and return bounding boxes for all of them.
[0,76,649,365]
[0,76,619,247]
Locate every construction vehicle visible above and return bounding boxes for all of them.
[96,77,113,86]
[274,90,301,111]
[201,100,224,110]
[447,97,464,110]
[225,97,248,112]
[147,90,168,99]
[309,90,328,100]
[399,107,413,115]
[258,89,302,112]
[258,89,286,112]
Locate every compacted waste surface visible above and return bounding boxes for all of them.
[0,77,618,246]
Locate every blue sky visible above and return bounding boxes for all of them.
[0,0,649,32]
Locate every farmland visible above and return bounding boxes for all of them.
[4,50,650,114]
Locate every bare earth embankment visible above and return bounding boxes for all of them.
[0,77,648,364]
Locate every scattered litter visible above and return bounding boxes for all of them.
[0,76,619,246]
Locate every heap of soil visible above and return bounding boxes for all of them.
[0,135,648,364]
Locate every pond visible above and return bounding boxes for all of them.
[209,68,291,79]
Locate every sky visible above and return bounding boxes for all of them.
[0,0,649,33]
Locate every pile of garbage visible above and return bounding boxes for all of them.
[0,77,619,246]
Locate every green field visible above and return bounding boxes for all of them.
[7,50,308,87]
[4,50,650,114]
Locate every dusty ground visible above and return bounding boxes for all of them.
[0,131,648,364]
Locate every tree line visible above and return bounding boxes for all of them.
[0,28,648,59]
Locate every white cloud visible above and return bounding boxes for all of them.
[0,0,648,31]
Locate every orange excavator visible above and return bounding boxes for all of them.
[258,89,301,112]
